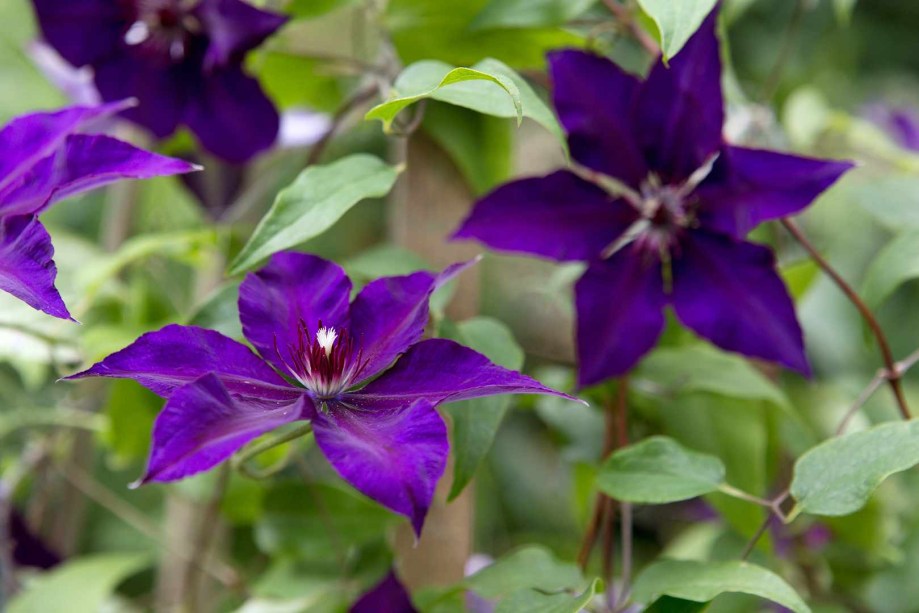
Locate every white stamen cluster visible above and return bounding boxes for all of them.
[316,327,338,357]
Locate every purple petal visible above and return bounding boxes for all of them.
[184,67,280,162]
[547,50,647,187]
[351,338,573,409]
[140,373,309,484]
[864,103,919,152]
[351,572,417,613]
[575,244,667,386]
[93,55,188,139]
[1,134,197,217]
[239,252,352,374]
[312,398,447,536]
[453,170,638,262]
[66,324,298,399]
[633,7,723,183]
[0,216,69,319]
[31,0,127,67]
[194,0,288,71]
[670,230,809,375]
[348,260,476,381]
[696,145,853,238]
[0,101,129,197]
[10,510,61,570]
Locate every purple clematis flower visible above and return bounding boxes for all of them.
[351,571,417,613]
[67,252,574,534]
[453,8,852,387]
[0,101,197,319]
[32,0,287,163]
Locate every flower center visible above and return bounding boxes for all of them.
[124,0,201,62]
[284,322,365,399]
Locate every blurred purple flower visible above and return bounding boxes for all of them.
[351,571,417,613]
[0,101,197,319]
[454,8,852,386]
[32,0,287,163]
[67,252,576,534]
[9,510,61,570]
[863,103,919,152]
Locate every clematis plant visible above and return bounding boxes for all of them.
[454,8,853,387]
[0,101,197,320]
[350,571,417,613]
[32,0,287,162]
[67,252,576,533]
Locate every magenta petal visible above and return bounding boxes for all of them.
[31,0,126,68]
[194,0,287,70]
[66,324,297,399]
[312,399,447,536]
[547,50,647,186]
[0,216,69,319]
[671,230,810,375]
[633,8,723,183]
[696,145,853,237]
[141,373,309,484]
[185,67,280,163]
[1,134,197,217]
[575,245,667,386]
[347,260,476,381]
[453,171,638,262]
[352,338,574,408]
[351,572,417,613]
[239,252,352,374]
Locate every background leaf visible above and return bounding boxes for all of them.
[470,0,597,30]
[861,229,919,310]
[636,0,719,60]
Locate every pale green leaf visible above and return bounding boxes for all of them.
[632,560,811,613]
[861,229,919,309]
[636,0,718,60]
[230,155,400,274]
[466,546,583,599]
[471,0,597,30]
[495,578,603,613]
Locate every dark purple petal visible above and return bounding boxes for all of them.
[140,373,309,484]
[66,324,298,399]
[31,0,126,67]
[312,398,447,536]
[239,252,352,374]
[575,244,667,386]
[1,134,197,217]
[351,338,574,408]
[453,170,638,262]
[0,101,128,197]
[0,216,69,319]
[185,66,280,162]
[348,260,476,381]
[695,145,853,238]
[633,8,723,183]
[351,572,417,613]
[93,55,189,139]
[670,230,809,375]
[547,50,647,187]
[194,0,287,70]
[10,510,61,570]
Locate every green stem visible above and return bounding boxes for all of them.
[230,422,314,479]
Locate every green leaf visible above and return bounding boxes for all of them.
[366,62,523,131]
[286,0,358,19]
[636,0,718,61]
[8,553,149,613]
[790,419,919,517]
[230,155,400,274]
[632,560,811,613]
[342,244,430,283]
[470,0,597,30]
[861,230,919,310]
[495,578,603,613]
[101,380,159,467]
[597,436,726,504]
[444,317,525,500]
[465,546,583,598]
[645,596,711,612]
[848,175,919,230]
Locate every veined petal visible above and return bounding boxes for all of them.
[575,245,667,386]
[185,67,280,162]
[1,134,197,217]
[0,216,69,320]
[140,373,309,484]
[696,145,853,237]
[351,338,575,408]
[66,324,297,399]
[347,260,476,381]
[633,7,723,183]
[671,230,809,375]
[239,252,352,374]
[351,572,417,613]
[32,0,126,68]
[453,171,638,262]
[547,50,647,187]
[194,0,288,70]
[312,398,447,536]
